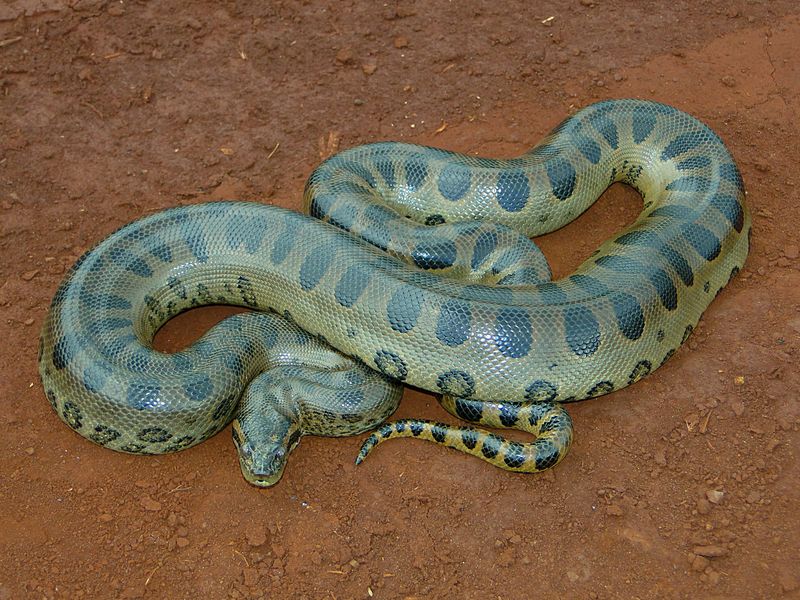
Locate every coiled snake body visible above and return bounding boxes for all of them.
[39,100,750,485]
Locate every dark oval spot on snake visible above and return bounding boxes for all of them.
[496,169,530,212]
[184,374,213,403]
[411,240,457,270]
[386,285,424,333]
[563,306,601,357]
[682,223,722,262]
[710,194,744,233]
[437,164,471,201]
[494,308,533,359]
[545,157,577,201]
[471,230,498,270]
[299,250,333,291]
[335,265,372,308]
[435,299,471,347]
[611,292,645,341]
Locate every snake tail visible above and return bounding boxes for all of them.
[355,400,573,472]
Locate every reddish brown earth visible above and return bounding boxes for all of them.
[1,2,799,599]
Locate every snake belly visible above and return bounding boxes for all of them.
[38,99,750,481]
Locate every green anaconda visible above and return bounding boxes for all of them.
[38,99,750,486]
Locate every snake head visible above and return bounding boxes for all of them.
[232,419,289,487]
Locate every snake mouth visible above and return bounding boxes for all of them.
[237,453,287,487]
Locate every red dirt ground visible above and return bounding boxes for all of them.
[1,2,799,599]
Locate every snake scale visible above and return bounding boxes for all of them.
[39,99,750,486]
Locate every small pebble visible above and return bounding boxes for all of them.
[784,244,799,259]
[706,490,724,504]
[692,555,710,571]
[246,524,268,547]
[693,545,728,557]
[394,36,409,49]
[779,572,798,593]
[730,400,745,417]
[336,47,354,64]
[696,498,711,515]
[140,496,162,512]
[242,567,259,587]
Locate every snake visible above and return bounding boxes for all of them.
[38,99,750,486]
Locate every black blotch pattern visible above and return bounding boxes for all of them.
[587,109,619,148]
[386,286,423,333]
[535,441,560,471]
[335,265,371,308]
[164,435,196,452]
[719,162,745,193]
[499,403,520,427]
[525,380,558,402]
[454,398,483,422]
[587,381,614,398]
[437,370,476,398]
[405,157,428,191]
[461,429,479,449]
[89,424,121,445]
[431,424,448,443]
[376,159,396,188]
[628,360,652,385]
[425,214,445,226]
[375,350,409,381]
[481,434,502,459]
[62,401,83,430]
[503,442,527,468]
[137,426,172,443]
[410,422,424,436]
[471,231,498,270]
[437,164,472,201]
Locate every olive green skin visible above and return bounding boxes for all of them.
[39,99,749,483]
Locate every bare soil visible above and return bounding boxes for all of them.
[1,1,799,599]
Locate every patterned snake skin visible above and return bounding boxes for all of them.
[38,99,750,486]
